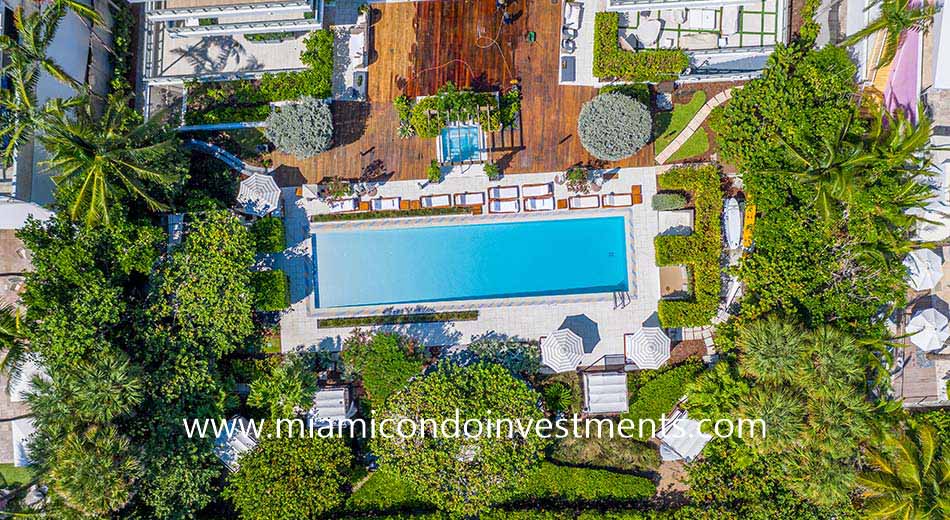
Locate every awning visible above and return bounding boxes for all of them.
[625,327,671,370]
[540,329,584,373]
[657,409,712,462]
[583,372,629,414]
[904,248,943,291]
[237,173,280,217]
[908,307,950,352]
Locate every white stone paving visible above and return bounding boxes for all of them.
[278,166,671,369]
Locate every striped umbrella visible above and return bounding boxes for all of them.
[540,329,584,373]
[904,249,943,291]
[626,327,671,369]
[238,173,280,217]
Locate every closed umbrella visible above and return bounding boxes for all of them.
[540,329,584,373]
[238,173,280,217]
[908,308,950,352]
[904,249,943,291]
[626,327,670,369]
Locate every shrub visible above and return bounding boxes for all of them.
[578,93,651,161]
[427,160,442,183]
[551,433,661,472]
[246,354,316,420]
[249,216,285,253]
[407,82,501,138]
[566,166,590,194]
[346,469,433,513]
[484,162,501,180]
[599,83,651,106]
[654,165,723,327]
[512,463,656,502]
[466,337,540,375]
[310,206,470,222]
[318,311,479,328]
[250,270,290,311]
[265,97,333,157]
[543,382,574,413]
[622,362,703,440]
[651,192,688,211]
[340,332,424,406]
[593,12,689,82]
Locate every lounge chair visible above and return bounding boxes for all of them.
[371,197,400,211]
[489,198,520,214]
[563,1,583,29]
[602,193,634,207]
[569,195,600,209]
[489,186,519,200]
[524,195,555,212]
[328,198,359,213]
[420,194,452,208]
[454,192,486,207]
[522,182,554,198]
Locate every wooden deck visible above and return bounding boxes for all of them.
[272,0,655,186]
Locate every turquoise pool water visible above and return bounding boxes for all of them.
[312,217,629,308]
[439,125,481,163]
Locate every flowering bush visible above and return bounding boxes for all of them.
[577,93,651,161]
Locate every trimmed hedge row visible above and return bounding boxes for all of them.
[318,311,479,328]
[310,206,471,222]
[592,13,689,83]
[250,216,285,253]
[250,270,290,311]
[654,165,723,327]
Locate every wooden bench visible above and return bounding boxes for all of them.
[631,185,643,205]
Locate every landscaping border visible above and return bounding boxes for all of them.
[593,13,689,83]
[318,311,479,328]
[310,206,471,222]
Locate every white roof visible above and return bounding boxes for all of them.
[583,372,628,414]
[0,198,53,230]
[657,409,712,462]
[307,388,355,427]
[212,416,259,471]
[11,417,36,467]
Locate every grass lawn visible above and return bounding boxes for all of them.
[0,463,35,488]
[668,128,710,162]
[654,91,707,156]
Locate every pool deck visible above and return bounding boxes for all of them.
[277,165,671,368]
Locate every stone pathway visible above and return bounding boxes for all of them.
[655,88,736,165]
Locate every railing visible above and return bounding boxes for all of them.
[166,17,322,38]
[148,0,311,22]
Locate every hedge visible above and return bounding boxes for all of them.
[340,333,425,406]
[250,216,285,253]
[593,13,689,83]
[651,193,688,211]
[346,469,432,513]
[622,363,704,440]
[599,83,651,106]
[318,311,478,328]
[250,270,290,311]
[310,206,470,222]
[654,165,723,327]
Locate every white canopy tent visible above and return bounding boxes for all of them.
[904,248,944,291]
[237,173,281,217]
[583,372,629,414]
[540,329,584,373]
[908,307,950,352]
[656,408,713,462]
[625,327,671,370]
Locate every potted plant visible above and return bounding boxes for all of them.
[427,160,442,184]
[323,177,353,200]
[484,162,501,181]
[565,166,590,194]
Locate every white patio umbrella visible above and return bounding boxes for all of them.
[540,329,584,373]
[237,173,280,217]
[904,249,944,291]
[908,307,950,352]
[908,201,950,242]
[626,327,671,369]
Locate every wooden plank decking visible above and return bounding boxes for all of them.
[271,0,655,187]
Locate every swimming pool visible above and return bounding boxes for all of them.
[312,216,629,308]
[438,125,482,163]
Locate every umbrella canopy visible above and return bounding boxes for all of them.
[908,201,950,242]
[540,329,584,373]
[626,327,671,369]
[904,249,944,291]
[237,173,280,217]
[908,307,950,352]
[558,315,601,353]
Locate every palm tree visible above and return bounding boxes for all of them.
[857,424,950,518]
[0,8,82,90]
[40,95,181,226]
[0,303,28,389]
[842,0,938,70]
[737,315,808,385]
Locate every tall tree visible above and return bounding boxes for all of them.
[842,0,937,69]
[0,303,28,387]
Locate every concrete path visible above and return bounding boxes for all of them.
[655,88,735,165]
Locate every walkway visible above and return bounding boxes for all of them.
[655,88,735,165]
[183,139,269,175]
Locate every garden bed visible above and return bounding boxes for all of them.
[318,311,479,328]
[593,13,689,83]
[310,206,471,222]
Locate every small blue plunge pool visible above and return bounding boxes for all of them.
[438,125,482,163]
[312,217,630,308]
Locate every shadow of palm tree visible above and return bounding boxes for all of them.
[167,36,264,77]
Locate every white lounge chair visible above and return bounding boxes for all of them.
[563,1,583,29]
[602,193,634,207]
[420,194,452,208]
[328,198,359,213]
[489,198,520,214]
[371,197,400,211]
[454,192,486,207]
[489,186,519,199]
[524,196,555,212]
[522,182,554,198]
[569,195,600,209]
